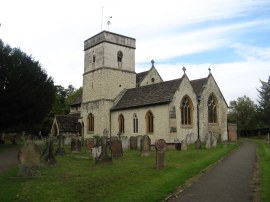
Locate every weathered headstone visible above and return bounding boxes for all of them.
[137,135,143,150]
[130,136,137,150]
[71,138,81,153]
[141,135,151,156]
[195,138,201,149]
[18,142,41,177]
[54,134,65,156]
[267,133,270,145]
[95,135,112,164]
[85,138,95,153]
[111,136,119,141]
[186,134,191,145]
[174,139,181,151]
[181,138,187,151]
[121,136,129,151]
[43,138,56,165]
[155,139,166,169]
[212,136,217,148]
[217,134,222,143]
[92,146,102,159]
[111,139,123,158]
[64,136,72,145]
[205,132,212,149]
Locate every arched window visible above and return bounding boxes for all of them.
[133,114,138,133]
[180,95,193,126]
[88,113,94,132]
[118,114,125,133]
[208,93,218,123]
[117,51,123,62]
[146,111,154,133]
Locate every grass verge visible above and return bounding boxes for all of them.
[0,142,239,202]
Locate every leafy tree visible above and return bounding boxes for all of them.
[228,95,259,131]
[257,77,270,127]
[0,40,55,133]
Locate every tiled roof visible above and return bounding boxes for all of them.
[70,91,82,106]
[190,77,208,95]
[136,70,149,85]
[112,78,182,110]
[56,115,79,132]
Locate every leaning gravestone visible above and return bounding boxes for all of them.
[141,135,151,156]
[130,136,137,150]
[43,138,56,165]
[181,138,187,151]
[111,139,123,158]
[205,132,212,149]
[18,142,41,177]
[137,135,143,150]
[155,139,167,169]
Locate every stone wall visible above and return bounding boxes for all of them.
[139,67,163,86]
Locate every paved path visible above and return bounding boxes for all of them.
[168,141,257,202]
[0,147,19,173]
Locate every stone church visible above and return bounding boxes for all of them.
[51,31,228,144]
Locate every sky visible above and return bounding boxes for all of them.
[0,0,269,104]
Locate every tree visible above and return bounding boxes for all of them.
[257,77,270,127]
[0,40,55,133]
[228,95,259,131]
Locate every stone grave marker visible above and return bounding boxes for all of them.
[137,135,143,150]
[121,136,129,151]
[111,136,119,141]
[130,136,137,150]
[217,134,222,143]
[85,138,95,153]
[205,132,212,149]
[43,138,56,165]
[141,135,151,156]
[95,135,112,164]
[186,133,191,145]
[174,139,181,151]
[18,142,41,177]
[71,138,81,153]
[54,134,65,156]
[111,139,123,158]
[267,133,270,145]
[181,137,187,151]
[195,138,201,149]
[92,146,102,159]
[155,139,167,169]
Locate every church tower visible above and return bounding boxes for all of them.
[81,31,136,137]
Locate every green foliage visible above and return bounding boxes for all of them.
[0,40,55,133]
[0,143,239,201]
[257,77,270,127]
[228,95,259,131]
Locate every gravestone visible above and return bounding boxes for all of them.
[137,135,143,150]
[64,136,72,145]
[217,134,222,143]
[111,136,119,141]
[95,135,112,164]
[130,136,137,150]
[71,138,81,153]
[205,132,212,149]
[18,142,41,177]
[212,136,217,148]
[181,138,187,151]
[155,139,166,169]
[43,138,56,165]
[186,134,191,145]
[195,138,201,149]
[92,146,102,159]
[54,134,65,156]
[85,138,95,153]
[121,136,129,151]
[141,135,151,156]
[111,139,123,158]
[174,139,181,151]
[267,133,270,145]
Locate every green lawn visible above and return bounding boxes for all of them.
[0,142,239,202]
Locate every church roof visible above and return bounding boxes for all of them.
[55,115,79,132]
[112,78,182,110]
[190,77,208,95]
[70,90,82,106]
[136,70,149,86]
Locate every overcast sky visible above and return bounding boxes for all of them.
[1,0,269,103]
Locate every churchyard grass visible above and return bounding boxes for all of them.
[0,142,239,201]
[253,138,270,201]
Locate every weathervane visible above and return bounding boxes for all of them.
[107,16,112,31]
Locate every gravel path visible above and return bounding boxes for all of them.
[167,141,258,202]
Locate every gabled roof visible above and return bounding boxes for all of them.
[70,91,82,106]
[136,70,149,86]
[55,115,79,132]
[112,78,182,110]
[190,77,208,95]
